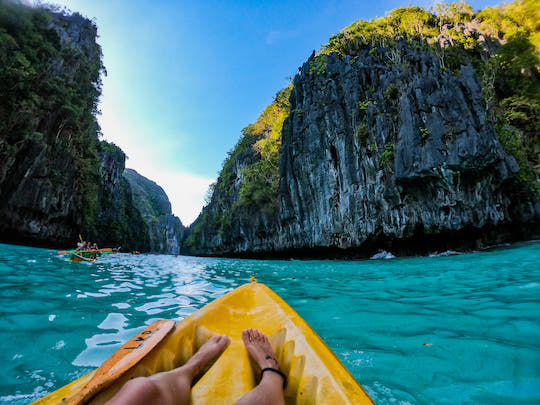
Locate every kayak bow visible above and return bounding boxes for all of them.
[31,283,374,404]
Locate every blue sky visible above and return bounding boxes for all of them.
[46,0,500,225]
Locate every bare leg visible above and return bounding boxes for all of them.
[234,329,285,405]
[106,334,229,405]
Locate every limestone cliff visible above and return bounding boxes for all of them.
[0,2,105,246]
[185,87,290,255]
[185,4,540,257]
[277,48,535,256]
[93,144,150,252]
[123,169,185,254]
[0,2,172,252]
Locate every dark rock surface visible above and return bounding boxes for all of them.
[0,7,99,247]
[0,134,81,246]
[188,45,539,257]
[93,144,150,252]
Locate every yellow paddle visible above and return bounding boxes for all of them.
[67,319,175,404]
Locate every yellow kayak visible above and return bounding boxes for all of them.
[31,282,374,404]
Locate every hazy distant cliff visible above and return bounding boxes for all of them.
[185,1,539,257]
[124,169,185,254]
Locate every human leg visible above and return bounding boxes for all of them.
[106,334,229,405]
[234,329,285,405]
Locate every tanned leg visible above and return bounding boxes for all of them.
[106,334,229,405]
[234,328,285,405]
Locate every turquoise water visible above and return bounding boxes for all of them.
[0,242,539,404]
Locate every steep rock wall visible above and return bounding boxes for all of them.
[186,136,278,255]
[0,133,81,246]
[0,3,103,246]
[278,48,536,255]
[187,44,539,257]
[93,144,150,251]
[0,3,168,252]
[185,89,290,256]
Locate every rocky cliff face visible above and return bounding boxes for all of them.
[0,3,175,252]
[186,42,539,257]
[185,88,290,255]
[93,144,150,251]
[123,169,185,254]
[186,138,277,254]
[0,131,81,246]
[0,3,103,246]
[278,47,535,255]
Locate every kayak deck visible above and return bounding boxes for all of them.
[32,283,374,404]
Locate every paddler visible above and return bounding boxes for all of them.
[75,240,84,251]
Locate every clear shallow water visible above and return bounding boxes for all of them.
[0,242,539,404]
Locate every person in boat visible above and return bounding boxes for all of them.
[106,328,286,405]
[92,243,102,257]
[85,242,97,259]
[75,240,84,251]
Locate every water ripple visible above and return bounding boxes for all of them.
[0,242,539,404]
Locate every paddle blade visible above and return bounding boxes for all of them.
[67,319,175,404]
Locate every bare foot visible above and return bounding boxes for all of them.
[183,334,230,377]
[241,328,279,371]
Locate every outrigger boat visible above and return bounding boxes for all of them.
[31,282,374,404]
[69,251,98,262]
[59,247,121,262]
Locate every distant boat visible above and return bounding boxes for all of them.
[57,248,114,255]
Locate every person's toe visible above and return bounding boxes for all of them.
[242,329,251,345]
[220,334,230,346]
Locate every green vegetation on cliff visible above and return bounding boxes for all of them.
[238,86,291,210]
[123,168,185,254]
[0,0,105,232]
[0,1,106,207]
[0,1,151,250]
[213,85,291,214]
[123,168,172,223]
[184,86,291,251]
